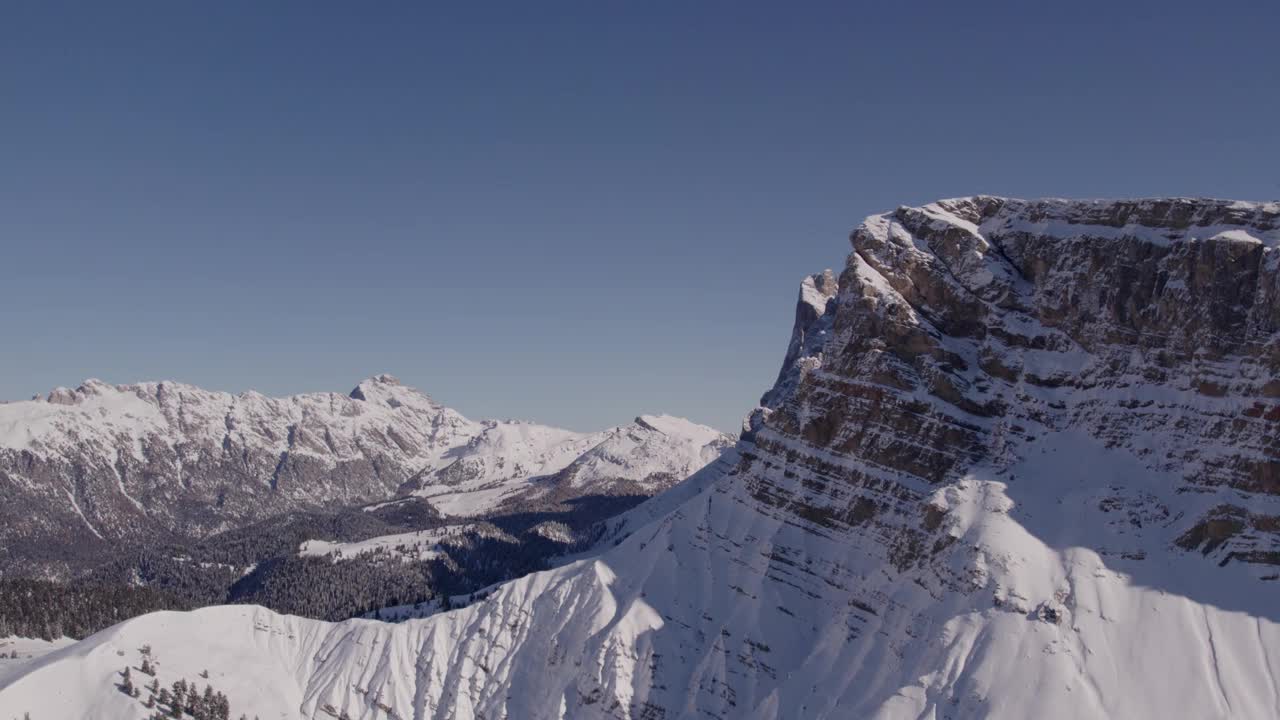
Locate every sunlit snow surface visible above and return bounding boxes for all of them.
[0,637,75,687]
[299,527,475,563]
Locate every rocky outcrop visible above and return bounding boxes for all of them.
[755,196,1280,571]
[742,269,839,442]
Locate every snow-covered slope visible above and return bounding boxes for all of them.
[0,637,74,687]
[0,375,730,576]
[298,526,477,563]
[405,414,729,517]
[4,197,1278,719]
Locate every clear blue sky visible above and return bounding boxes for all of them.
[3,1,1277,432]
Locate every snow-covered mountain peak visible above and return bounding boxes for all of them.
[798,267,838,313]
[408,413,731,516]
[0,380,168,454]
[346,374,457,420]
[633,413,722,442]
[4,197,1276,719]
[0,377,729,568]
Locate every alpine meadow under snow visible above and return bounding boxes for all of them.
[2,196,1279,719]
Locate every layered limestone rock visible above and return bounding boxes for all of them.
[755,196,1279,573]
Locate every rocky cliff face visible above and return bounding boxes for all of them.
[0,375,730,576]
[5,197,1278,720]
[755,196,1278,573]
[742,268,839,442]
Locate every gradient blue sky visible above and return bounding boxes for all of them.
[3,1,1277,432]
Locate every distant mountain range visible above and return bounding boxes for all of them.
[0,374,730,578]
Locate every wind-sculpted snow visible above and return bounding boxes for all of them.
[0,375,730,576]
[4,197,1278,719]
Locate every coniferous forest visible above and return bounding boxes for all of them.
[0,492,643,640]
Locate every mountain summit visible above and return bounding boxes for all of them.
[4,197,1278,719]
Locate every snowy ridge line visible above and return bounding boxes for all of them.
[920,195,1280,247]
[0,374,468,460]
[0,373,732,570]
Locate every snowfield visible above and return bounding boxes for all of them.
[298,527,477,563]
[0,637,75,687]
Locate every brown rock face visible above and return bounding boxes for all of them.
[748,196,1280,571]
